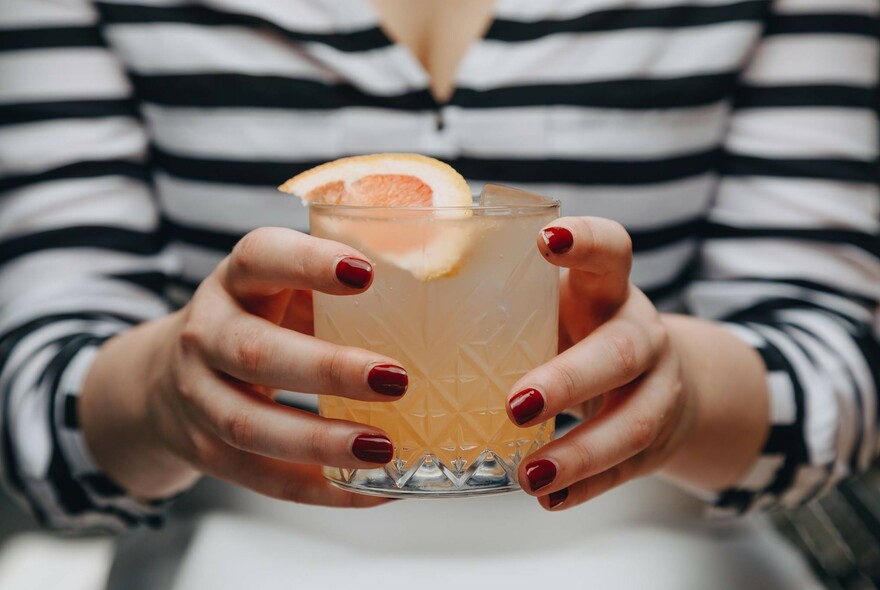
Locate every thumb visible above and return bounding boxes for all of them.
[539,217,632,337]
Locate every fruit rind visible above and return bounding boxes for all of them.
[278,153,472,208]
[280,153,474,281]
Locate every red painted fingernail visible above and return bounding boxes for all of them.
[541,227,573,254]
[368,364,408,396]
[548,488,569,509]
[352,434,393,463]
[336,257,372,289]
[525,459,557,492]
[509,388,544,425]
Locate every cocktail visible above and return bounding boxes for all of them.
[283,155,559,497]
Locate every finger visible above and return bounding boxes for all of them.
[194,307,408,399]
[222,226,374,300]
[517,359,680,496]
[541,218,632,337]
[184,365,397,468]
[201,447,390,508]
[536,456,643,511]
[538,216,631,294]
[507,298,664,426]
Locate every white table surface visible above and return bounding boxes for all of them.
[165,477,822,590]
[0,535,113,590]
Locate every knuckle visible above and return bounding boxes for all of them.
[231,329,265,376]
[315,347,346,392]
[666,377,685,411]
[222,409,256,450]
[626,414,658,451]
[605,464,624,490]
[632,323,663,367]
[293,235,320,265]
[578,218,601,255]
[174,369,200,403]
[178,319,204,355]
[301,427,329,464]
[607,332,640,376]
[547,362,579,406]
[611,221,633,258]
[279,478,309,504]
[188,429,219,467]
[231,229,269,275]
[647,320,669,354]
[570,442,597,478]
[658,379,687,442]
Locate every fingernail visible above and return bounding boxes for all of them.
[352,434,393,463]
[548,488,569,509]
[541,227,573,254]
[525,459,557,492]
[509,388,544,425]
[336,257,372,289]
[368,364,408,396]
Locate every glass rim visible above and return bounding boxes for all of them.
[308,200,561,213]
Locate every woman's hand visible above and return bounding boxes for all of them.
[81,227,408,507]
[506,218,697,510]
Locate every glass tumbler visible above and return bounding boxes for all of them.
[311,193,559,497]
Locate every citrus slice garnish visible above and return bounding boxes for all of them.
[278,153,472,208]
[279,154,474,281]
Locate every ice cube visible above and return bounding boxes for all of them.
[479,184,554,207]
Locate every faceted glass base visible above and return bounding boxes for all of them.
[324,422,551,498]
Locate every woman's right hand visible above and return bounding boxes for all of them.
[81,227,407,508]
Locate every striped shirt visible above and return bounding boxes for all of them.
[0,0,878,532]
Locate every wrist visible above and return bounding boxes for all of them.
[656,314,770,492]
[81,312,199,500]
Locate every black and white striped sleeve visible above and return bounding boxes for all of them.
[0,0,176,531]
[685,0,880,515]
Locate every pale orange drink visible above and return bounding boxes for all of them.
[282,155,559,496]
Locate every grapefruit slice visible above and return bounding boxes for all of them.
[279,154,474,281]
[278,153,472,208]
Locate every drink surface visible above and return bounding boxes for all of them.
[312,205,559,495]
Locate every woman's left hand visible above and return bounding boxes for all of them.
[507,217,698,510]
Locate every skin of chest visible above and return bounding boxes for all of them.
[369,0,497,102]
